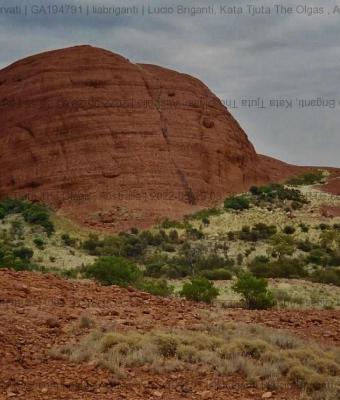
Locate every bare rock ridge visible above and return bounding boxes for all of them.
[0,45,304,230]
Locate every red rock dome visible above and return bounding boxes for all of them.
[0,45,303,230]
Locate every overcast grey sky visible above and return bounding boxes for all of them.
[1,0,339,166]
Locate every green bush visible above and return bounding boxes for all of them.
[160,218,185,229]
[61,233,76,247]
[307,249,330,266]
[299,223,310,233]
[161,243,176,253]
[224,196,250,211]
[0,198,55,235]
[286,171,324,186]
[82,232,149,259]
[310,269,340,286]
[232,273,275,310]
[318,223,330,231]
[283,225,296,235]
[185,227,204,240]
[200,269,232,280]
[13,247,34,261]
[250,257,307,279]
[33,238,45,249]
[238,223,277,242]
[137,278,174,297]
[297,240,314,253]
[168,229,179,243]
[82,234,101,255]
[180,277,219,303]
[188,207,223,221]
[84,256,142,287]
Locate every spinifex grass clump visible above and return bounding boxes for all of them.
[51,322,340,399]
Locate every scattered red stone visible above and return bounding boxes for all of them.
[1,269,339,399]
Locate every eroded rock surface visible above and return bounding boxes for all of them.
[0,45,304,230]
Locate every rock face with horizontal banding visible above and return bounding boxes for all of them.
[0,45,304,231]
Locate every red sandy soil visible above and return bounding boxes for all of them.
[1,270,339,400]
[0,46,307,232]
[318,171,340,196]
[320,205,340,218]
[321,179,340,196]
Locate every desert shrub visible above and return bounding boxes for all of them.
[310,269,340,286]
[291,201,303,210]
[188,207,223,221]
[232,273,275,309]
[251,183,306,203]
[161,243,176,253]
[83,256,142,287]
[0,245,45,272]
[143,254,170,278]
[13,247,34,261]
[0,199,56,236]
[200,269,232,280]
[328,253,340,266]
[283,225,296,235]
[0,208,5,220]
[249,186,260,196]
[160,218,186,229]
[33,238,45,249]
[196,254,234,270]
[227,231,236,241]
[286,171,324,186]
[269,234,295,258]
[82,232,150,259]
[250,257,307,279]
[82,234,101,255]
[137,278,174,297]
[185,227,204,240]
[299,223,310,233]
[318,223,331,231]
[237,253,244,265]
[202,217,210,226]
[168,229,179,243]
[61,233,77,247]
[297,240,314,253]
[239,223,277,242]
[180,277,219,303]
[224,195,250,211]
[307,249,330,266]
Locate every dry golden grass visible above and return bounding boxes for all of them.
[51,321,340,399]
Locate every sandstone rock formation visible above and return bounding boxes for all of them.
[0,45,304,230]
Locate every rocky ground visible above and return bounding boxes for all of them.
[1,269,339,400]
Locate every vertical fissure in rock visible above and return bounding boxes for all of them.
[137,65,196,205]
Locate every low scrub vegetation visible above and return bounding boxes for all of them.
[83,256,142,287]
[136,278,174,297]
[0,198,54,235]
[224,195,250,211]
[180,276,219,303]
[286,170,325,186]
[232,273,276,309]
[249,183,307,210]
[51,322,340,399]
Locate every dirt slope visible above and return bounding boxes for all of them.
[0,269,339,399]
[0,45,306,231]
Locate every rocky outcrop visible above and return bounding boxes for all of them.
[0,45,304,230]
